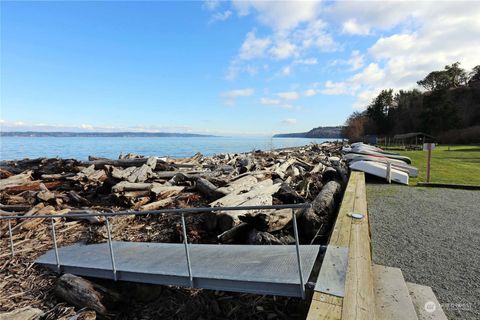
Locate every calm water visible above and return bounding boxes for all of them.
[0,136,332,160]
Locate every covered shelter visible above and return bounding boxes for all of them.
[393,132,435,146]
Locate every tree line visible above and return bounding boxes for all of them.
[342,62,480,144]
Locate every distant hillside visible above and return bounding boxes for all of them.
[0,131,216,138]
[273,126,344,138]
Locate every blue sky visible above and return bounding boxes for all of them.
[1,1,479,135]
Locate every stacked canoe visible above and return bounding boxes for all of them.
[342,143,418,185]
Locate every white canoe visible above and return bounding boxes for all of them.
[350,160,409,185]
[350,142,384,152]
[344,154,418,177]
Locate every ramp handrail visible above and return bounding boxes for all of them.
[2,203,311,298]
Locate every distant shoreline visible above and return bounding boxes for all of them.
[1,131,341,139]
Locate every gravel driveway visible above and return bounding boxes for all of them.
[367,182,480,320]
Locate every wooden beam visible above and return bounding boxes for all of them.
[342,172,376,320]
[328,173,357,247]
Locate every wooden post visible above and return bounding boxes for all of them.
[426,147,432,182]
[423,143,435,182]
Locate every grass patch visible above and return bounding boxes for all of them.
[393,145,480,185]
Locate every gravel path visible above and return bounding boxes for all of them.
[367,183,480,320]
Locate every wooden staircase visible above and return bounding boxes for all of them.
[307,172,448,320]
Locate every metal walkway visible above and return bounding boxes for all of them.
[36,242,320,297]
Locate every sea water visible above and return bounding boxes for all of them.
[0,136,333,160]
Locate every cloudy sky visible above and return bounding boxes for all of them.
[1,0,479,135]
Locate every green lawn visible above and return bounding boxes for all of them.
[393,145,480,185]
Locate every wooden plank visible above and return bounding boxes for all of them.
[307,172,357,319]
[373,265,418,320]
[328,172,357,247]
[307,292,343,320]
[342,172,376,320]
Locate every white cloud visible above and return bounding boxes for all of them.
[282,118,298,125]
[238,31,271,60]
[292,20,338,52]
[210,10,232,23]
[232,0,322,30]
[221,88,254,106]
[226,0,480,113]
[370,34,416,59]
[321,80,348,95]
[350,63,385,85]
[294,58,318,65]
[342,18,370,36]
[347,50,364,71]
[269,40,297,59]
[276,91,299,100]
[303,89,317,97]
[330,50,364,71]
[222,88,255,97]
[203,0,220,11]
[353,89,378,109]
[227,2,337,79]
[260,97,281,105]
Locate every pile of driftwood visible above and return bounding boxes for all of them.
[0,143,347,319]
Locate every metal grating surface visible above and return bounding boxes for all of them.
[36,242,320,297]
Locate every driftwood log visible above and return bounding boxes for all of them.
[54,274,120,316]
[300,180,342,241]
[194,178,225,200]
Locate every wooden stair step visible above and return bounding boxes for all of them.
[406,282,448,320]
[373,264,418,320]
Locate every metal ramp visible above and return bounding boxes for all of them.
[36,241,320,298]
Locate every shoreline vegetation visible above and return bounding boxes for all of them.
[342,62,480,144]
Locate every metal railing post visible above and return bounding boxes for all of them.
[292,208,305,299]
[105,218,117,281]
[181,213,194,287]
[50,218,61,273]
[8,220,14,257]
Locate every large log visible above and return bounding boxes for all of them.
[212,175,258,199]
[54,274,120,316]
[194,178,225,200]
[111,181,152,192]
[85,158,164,170]
[213,180,281,231]
[139,197,174,211]
[239,208,292,232]
[217,222,252,243]
[274,158,297,179]
[0,171,33,191]
[2,181,63,194]
[300,180,342,241]
[247,229,284,245]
